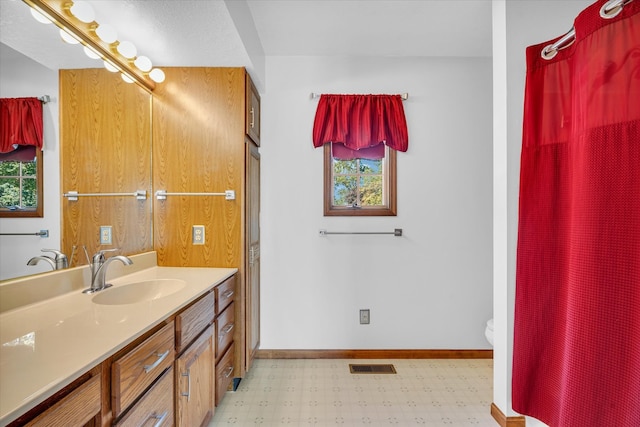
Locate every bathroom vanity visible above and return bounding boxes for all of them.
[0,252,237,426]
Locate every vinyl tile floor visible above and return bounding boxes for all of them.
[209,358,495,426]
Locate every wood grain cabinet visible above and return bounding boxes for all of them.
[112,322,175,419]
[153,68,261,381]
[114,368,174,427]
[174,290,216,426]
[246,74,261,146]
[175,326,215,427]
[23,374,101,427]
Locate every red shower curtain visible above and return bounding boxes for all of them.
[513,1,640,426]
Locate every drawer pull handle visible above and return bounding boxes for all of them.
[143,350,170,373]
[181,369,191,401]
[150,411,169,427]
[219,323,235,339]
[223,290,234,299]
[224,365,234,378]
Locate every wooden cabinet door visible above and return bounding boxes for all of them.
[245,74,260,145]
[245,141,260,371]
[175,326,215,427]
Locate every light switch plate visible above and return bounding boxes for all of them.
[100,226,112,245]
[192,225,205,245]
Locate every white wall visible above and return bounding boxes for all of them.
[259,55,493,349]
[0,44,61,280]
[492,0,592,424]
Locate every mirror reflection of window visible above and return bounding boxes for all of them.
[0,146,43,217]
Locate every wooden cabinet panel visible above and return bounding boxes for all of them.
[245,74,260,145]
[215,275,235,315]
[60,68,152,265]
[114,367,174,427]
[175,326,215,427]
[176,291,215,354]
[112,322,175,417]
[215,343,235,407]
[216,302,235,361]
[246,142,260,370]
[25,374,100,427]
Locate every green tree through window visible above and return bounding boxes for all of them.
[323,144,396,216]
[0,149,43,217]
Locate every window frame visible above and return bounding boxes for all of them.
[0,148,43,218]
[323,144,397,216]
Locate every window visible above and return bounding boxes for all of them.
[324,144,396,216]
[0,147,43,217]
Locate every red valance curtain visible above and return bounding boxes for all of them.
[312,94,408,158]
[0,97,44,153]
[513,1,640,426]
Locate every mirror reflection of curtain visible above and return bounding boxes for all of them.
[513,1,640,426]
[0,97,43,153]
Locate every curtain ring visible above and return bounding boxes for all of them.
[600,0,632,19]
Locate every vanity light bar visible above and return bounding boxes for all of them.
[63,190,147,201]
[155,190,236,200]
[23,0,157,92]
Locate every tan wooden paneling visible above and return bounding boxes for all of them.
[152,67,245,269]
[60,69,152,266]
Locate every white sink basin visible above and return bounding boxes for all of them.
[91,279,187,305]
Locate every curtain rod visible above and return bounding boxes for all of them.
[541,0,632,59]
[310,93,408,101]
[38,95,51,104]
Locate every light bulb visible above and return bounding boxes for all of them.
[30,8,52,24]
[103,61,119,73]
[134,56,152,72]
[70,1,95,23]
[60,29,80,44]
[149,68,165,83]
[83,46,101,59]
[116,41,137,59]
[121,73,135,84]
[95,24,117,44]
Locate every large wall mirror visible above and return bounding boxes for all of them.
[0,0,153,280]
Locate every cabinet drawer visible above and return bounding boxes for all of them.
[112,322,175,417]
[115,367,174,427]
[26,374,101,427]
[215,302,234,360]
[215,275,235,315]
[176,291,215,354]
[215,343,235,406]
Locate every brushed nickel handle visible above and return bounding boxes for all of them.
[250,107,255,128]
[219,323,235,340]
[223,290,234,299]
[224,366,234,378]
[143,350,169,373]
[150,411,169,427]
[181,369,191,401]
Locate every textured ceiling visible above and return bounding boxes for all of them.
[0,0,493,85]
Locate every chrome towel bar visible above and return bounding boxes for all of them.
[0,230,49,237]
[155,190,236,200]
[63,190,147,201]
[319,229,402,237]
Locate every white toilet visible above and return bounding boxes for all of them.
[484,318,494,347]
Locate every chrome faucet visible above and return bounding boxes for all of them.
[83,249,133,294]
[27,249,69,271]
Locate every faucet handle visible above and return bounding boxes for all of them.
[41,249,69,269]
[92,248,119,263]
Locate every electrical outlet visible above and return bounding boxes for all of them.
[100,226,112,245]
[359,309,370,324]
[192,225,205,245]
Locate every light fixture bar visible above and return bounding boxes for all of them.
[22,0,156,92]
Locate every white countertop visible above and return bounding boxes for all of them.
[0,264,237,425]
